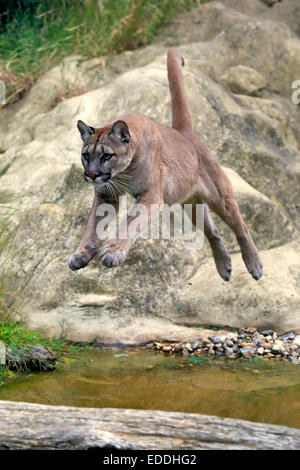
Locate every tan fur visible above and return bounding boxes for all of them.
[69,48,263,281]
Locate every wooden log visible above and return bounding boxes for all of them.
[0,400,300,450]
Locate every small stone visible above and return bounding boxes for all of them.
[192,341,201,350]
[238,334,247,340]
[239,342,255,348]
[226,333,238,341]
[228,353,238,360]
[257,347,264,355]
[272,341,285,355]
[162,345,172,353]
[182,348,190,357]
[240,347,256,357]
[256,334,265,343]
[202,339,212,345]
[247,327,257,334]
[265,353,275,359]
[183,343,193,352]
[153,342,162,350]
[281,333,295,341]
[225,347,234,356]
[209,336,224,344]
[262,329,274,336]
[293,336,300,348]
[174,343,182,352]
[145,343,154,349]
[261,342,271,349]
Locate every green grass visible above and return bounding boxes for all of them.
[0,0,199,104]
[0,214,80,385]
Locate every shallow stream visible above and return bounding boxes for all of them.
[1,349,299,428]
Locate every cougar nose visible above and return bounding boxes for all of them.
[86,171,100,181]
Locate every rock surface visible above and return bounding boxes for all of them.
[0,400,300,450]
[0,0,299,343]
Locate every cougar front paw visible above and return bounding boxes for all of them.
[68,253,88,271]
[99,240,129,268]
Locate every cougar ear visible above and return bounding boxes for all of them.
[77,120,95,142]
[109,120,130,143]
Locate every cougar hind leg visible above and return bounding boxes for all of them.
[183,198,232,281]
[208,192,263,280]
[203,204,232,281]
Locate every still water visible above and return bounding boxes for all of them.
[0,349,299,428]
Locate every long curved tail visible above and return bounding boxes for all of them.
[167,47,193,133]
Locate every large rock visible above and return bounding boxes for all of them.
[0,1,299,342]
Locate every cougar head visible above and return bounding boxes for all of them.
[77,120,131,187]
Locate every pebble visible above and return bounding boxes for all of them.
[239,342,255,348]
[193,341,201,350]
[225,347,234,356]
[293,336,300,348]
[228,353,238,360]
[226,333,238,341]
[209,336,224,344]
[146,328,300,364]
[281,333,295,341]
[240,347,256,357]
[202,339,212,345]
[262,329,274,336]
[247,327,257,334]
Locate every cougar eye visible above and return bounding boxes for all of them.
[102,153,113,161]
[82,152,90,162]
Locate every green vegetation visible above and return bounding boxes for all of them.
[0,0,199,104]
[0,215,79,385]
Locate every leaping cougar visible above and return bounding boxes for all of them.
[69,48,263,281]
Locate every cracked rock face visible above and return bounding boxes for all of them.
[0,0,299,343]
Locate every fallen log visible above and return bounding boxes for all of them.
[0,400,299,450]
